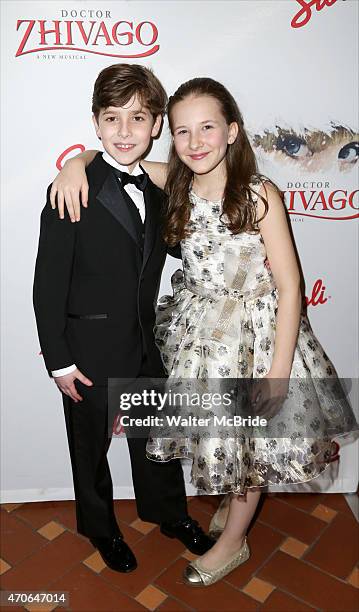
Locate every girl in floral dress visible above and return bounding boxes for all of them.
[144,77,357,586]
[50,77,357,587]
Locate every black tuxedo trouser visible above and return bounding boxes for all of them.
[62,361,188,538]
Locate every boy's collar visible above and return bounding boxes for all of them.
[102,150,143,176]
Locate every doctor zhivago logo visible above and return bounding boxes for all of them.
[252,123,358,221]
[15,10,159,59]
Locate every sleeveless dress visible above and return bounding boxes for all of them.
[146,176,358,494]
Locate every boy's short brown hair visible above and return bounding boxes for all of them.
[92,63,167,120]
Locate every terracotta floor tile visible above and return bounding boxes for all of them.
[37,520,66,541]
[282,493,351,514]
[242,577,275,602]
[131,518,157,534]
[280,537,309,559]
[256,497,326,544]
[25,603,57,612]
[0,557,11,574]
[147,527,186,552]
[321,493,354,514]
[311,503,337,523]
[1,531,92,592]
[188,494,222,517]
[118,520,146,547]
[114,498,139,525]
[135,585,168,611]
[154,558,257,610]
[3,496,356,612]
[0,604,24,612]
[13,501,60,529]
[0,509,46,565]
[157,597,192,611]
[347,566,359,588]
[224,521,284,589]
[260,589,315,611]
[51,563,146,610]
[49,500,77,532]
[134,527,186,565]
[273,493,325,513]
[305,512,359,579]
[101,560,154,599]
[259,550,359,610]
[102,528,185,598]
[14,500,76,532]
[83,550,107,573]
[1,502,24,512]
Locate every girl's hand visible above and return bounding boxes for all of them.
[50,158,89,222]
[251,371,289,420]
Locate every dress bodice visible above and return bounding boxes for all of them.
[181,187,275,302]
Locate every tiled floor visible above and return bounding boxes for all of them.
[1,493,358,611]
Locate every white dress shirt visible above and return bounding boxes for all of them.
[102,151,146,222]
[52,152,146,378]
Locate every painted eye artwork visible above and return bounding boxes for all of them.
[338,142,359,162]
[276,135,311,159]
[252,124,359,172]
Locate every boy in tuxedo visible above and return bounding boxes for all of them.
[33,64,213,573]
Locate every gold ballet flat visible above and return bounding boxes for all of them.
[208,496,230,540]
[183,537,250,587]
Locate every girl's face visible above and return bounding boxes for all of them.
[171,95,238,176]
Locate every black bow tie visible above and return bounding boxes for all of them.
[113,168,148,192]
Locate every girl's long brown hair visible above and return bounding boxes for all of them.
[164,78,271,246]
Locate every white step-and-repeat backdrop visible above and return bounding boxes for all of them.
[1,0,358,502]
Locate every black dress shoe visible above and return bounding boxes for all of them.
[90,534,137,573]
[160,516,215,555]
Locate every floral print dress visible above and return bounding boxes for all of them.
[146,176,358,494]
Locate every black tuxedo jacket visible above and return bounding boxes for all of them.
[33,153,178,384]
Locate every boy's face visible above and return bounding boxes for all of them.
[93,94,162,172]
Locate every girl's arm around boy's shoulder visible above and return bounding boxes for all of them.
[43,183,78,225]
[141,160,168,190]
[50,149,97,221]
[50,154,168,221]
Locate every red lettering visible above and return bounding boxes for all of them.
[349,190,359,209]
[75,21,96,45]
[286,191,296,211]
[311,190,328,210]
[306,279,328,307]
[285,189,359,219]
[65,21,74,46]
[15,20,36,57]
[135,21,158,46]
[298,190,316,210]
[112,21,133,46]
[328,190,346,210]
[317,0,338,10]
[15,18,160,59]
[38,20,61,45]
[291,0,339,29]
[92,21,113,46]
[56,144,85,171]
